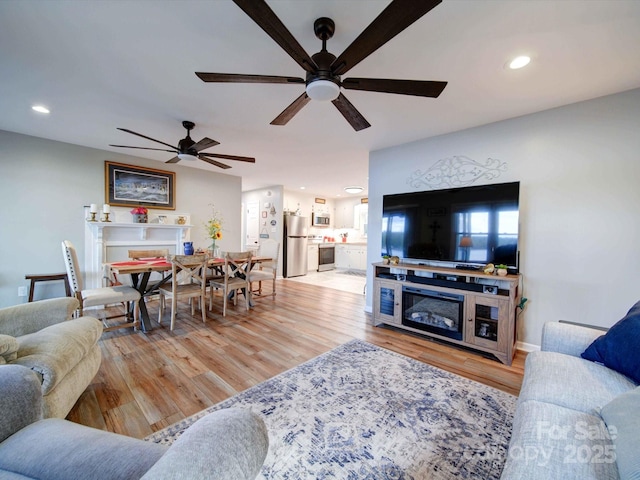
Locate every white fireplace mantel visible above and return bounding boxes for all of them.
[84,221,192,289]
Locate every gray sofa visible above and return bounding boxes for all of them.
[0,297,102,418]
[0,364,269,480]
[501,321,639,479]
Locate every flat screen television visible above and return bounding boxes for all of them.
[382,182,520,271]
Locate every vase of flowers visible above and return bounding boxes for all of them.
[205,204,223,257]
[130,206,148,223]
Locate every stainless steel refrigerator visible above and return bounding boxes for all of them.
[283,215,308,278]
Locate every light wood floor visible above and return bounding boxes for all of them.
[67,279,526,438]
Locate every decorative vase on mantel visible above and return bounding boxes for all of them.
[133,214,148,224]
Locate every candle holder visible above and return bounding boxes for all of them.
[101,212,111,222]
[86,212,97,222]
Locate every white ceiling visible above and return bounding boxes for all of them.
[1,0,639,198]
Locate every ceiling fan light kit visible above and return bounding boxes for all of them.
[306,79,340,101]
[177,153,199,161]
[196,0,447,131]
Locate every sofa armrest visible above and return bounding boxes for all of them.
[0,365,43,443]
[0,334,19,363]
[0,298,79,337]
[142,408,269,480]
[541,321,604,357]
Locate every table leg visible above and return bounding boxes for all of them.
[131,272,153,332]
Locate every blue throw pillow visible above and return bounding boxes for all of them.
[582,300,640,384]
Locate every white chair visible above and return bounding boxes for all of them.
[250,240,279,298]
[210,251,253,317]
[158,254,208,330]
[62,240,141,331]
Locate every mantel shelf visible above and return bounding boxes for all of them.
[86,222,193,228]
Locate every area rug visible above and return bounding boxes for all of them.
[146,339,516,479]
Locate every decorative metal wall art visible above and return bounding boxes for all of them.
[407,156,507,189]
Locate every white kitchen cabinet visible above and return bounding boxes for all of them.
[335,244,349,269]
[308,244,319,271]
[334,204,353,229]
[335,244,367,271]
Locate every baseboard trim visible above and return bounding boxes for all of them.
[516,341,540,353]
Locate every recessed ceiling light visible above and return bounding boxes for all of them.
[32,105,50,114]
[300,186,306,190]
[344,186,364,194]
[508,56,531,70]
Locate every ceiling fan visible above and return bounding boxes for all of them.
[196,0,447,131]
[109,121,256,170]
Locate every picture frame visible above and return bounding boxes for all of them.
[105,161,175,210]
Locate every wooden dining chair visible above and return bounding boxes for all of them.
[250,240,280,298]
[128,249,170,306]
[62,240,141,331]
[157,254,207,331]
[209,251,253,317]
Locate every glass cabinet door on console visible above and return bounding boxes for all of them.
[373,280,402,326]
[465,295,509,352]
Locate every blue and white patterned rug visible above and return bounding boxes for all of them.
[146,339,516,479]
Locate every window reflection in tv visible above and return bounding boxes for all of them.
[382,182,519,270]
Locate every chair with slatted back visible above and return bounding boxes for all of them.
[209,251,253,317]
[158,254,207,330]
[62,240,141,331]
[250,240,279,298]
[128,249,169,305]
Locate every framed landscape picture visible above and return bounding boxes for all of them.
[105,161,175,210]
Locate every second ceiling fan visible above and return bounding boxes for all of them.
[196,0,447,131]
[110,121,255,169]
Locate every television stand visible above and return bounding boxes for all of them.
[372,262,521,365]
[455,264,481,271]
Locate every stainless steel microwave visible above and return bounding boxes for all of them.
[312,213,330,227]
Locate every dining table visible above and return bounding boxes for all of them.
[106,255,270,332]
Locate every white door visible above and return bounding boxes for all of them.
[245,201,260,250]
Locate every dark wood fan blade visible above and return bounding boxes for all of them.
[199,153,256,163]
[116,128,178,150]
[270,92,311,126]
[196,72,305,84]
[166,157,181,164]
[232,0,317,73]
[191,137,220,152]
[332,93,371,131]
[109,145,177,153]
[331,0,441,76]
[198,156,232,169]
[342,78,447,97]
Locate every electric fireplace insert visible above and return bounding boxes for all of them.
[402,286,464,340]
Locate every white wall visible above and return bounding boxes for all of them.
[367,88,640,347]
[0,130,242,307]
[242,186,285,275]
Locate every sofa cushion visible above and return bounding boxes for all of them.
[0,418,167,480]
[519,351,637,415]
[13,316,102,394]
[501,399,618,480]
[599,387,640,480]
[582,300,640,384]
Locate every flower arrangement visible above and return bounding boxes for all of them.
[205,204,223,251]
[130,207,148,215]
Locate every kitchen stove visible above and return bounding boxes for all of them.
[308,235,335,271]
